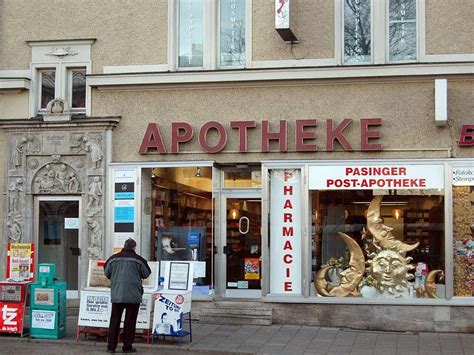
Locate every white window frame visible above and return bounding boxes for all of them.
[169,0,248,71]
[340,0,375,66]
[67,67,87,113]
[385,0,420,64]
[27,39,94,118]
[339,0,423,65]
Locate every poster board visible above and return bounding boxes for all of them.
[78,290,153,330]
[161,261,195,292]
[152,290,191,336]
[6,243,35,281]
[86,260,159,290]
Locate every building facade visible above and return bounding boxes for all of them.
[0,0,473,331]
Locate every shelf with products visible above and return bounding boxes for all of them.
[403,208,443,270]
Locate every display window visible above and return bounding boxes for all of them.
[308,164,446,299]
[143,166,214,295]
[452,167,474,297]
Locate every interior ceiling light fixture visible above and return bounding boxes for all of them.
[195,167,201,177]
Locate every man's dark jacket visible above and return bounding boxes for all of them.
[104,247,152,304]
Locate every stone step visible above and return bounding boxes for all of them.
[199,315,272,326]
[199,303,272,326]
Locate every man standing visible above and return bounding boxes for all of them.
[104,239,151,353]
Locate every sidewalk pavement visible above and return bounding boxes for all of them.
[0,315,471,354]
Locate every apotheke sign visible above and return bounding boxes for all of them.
[139,118,382,154]
[309,165,445,190]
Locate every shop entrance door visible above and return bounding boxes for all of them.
[222,193,262,297]
[35,197,81,298]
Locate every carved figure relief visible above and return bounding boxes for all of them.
[45,98,69,114]
[11,137,27,169]
[33,163,81,194]
[8,178,24,213]
[82,136,104,169]
[6,219,22,242]
[87,176,103,210]
[87,218,103,258]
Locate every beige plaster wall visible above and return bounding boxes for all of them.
[252,0,334,61]
[0,129,5,270]
[92,78,472,163]
[425,0,474,55]
[0,92,30,119]
[0,0,168,72]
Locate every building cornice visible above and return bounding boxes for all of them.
[0,116,121,131]
[87,62,474,91]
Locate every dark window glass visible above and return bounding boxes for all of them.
[72,70,86,108]
[40,71,55,109]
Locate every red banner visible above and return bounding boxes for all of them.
[0,302,24,333]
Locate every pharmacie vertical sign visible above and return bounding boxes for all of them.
[270,169,302,294]
[113,170,136,253]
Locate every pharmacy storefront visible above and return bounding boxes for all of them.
[106,118,473,331]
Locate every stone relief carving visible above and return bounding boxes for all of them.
[8,178,23,213]
[87,218,103,259]
[87,176,103,210]
[82,137,104,169]
[11,137,27,169]
[33,163,81,194]
[28,158,40,170]
[6,218,22,242]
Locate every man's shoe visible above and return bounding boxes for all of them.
[122,348,136,353]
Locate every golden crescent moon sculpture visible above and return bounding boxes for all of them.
[425,270,444,298]
[315,233,365,297]
[367,195,419,253]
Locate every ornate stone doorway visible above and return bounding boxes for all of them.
[1,117,120,291]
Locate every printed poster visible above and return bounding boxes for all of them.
[152,291,191,336]
[31,310,56,330]
[7,243,34,281]
[244,258,260,280]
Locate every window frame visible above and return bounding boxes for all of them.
[339,0,422,65]
[341,0,375,66]
[67,67,87,113]
[385,0,419,64]
[170,0,248,71]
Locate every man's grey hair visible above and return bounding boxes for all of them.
[124,238,136,249]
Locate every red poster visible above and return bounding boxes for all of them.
[0,302,24,333]
[6,243,35,281]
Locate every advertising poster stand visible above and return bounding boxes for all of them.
[76,260,159,343]
[152,261,194,345]
[0,243,35,337]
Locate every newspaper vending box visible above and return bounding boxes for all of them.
[30,263,67,339]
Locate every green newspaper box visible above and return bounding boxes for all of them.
[30,263,67,339]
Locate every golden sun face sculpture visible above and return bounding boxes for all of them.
[367,249,414,295]
[315,233,365,297]
[366,195,419,253]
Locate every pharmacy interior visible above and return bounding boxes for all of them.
[115,159,473,302]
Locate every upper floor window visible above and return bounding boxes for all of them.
[176,0,246,70]
[344,0,371,64]
[219,0,246,67]
[28,39,94,117]
[388,0,417,61]
[343,0,418,65]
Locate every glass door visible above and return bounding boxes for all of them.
[224,197,262,297]
[37,198,80,297]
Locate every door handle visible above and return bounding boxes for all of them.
[70,247,81,256]
[223,246,231,255]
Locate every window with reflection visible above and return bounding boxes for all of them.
[389,0,417,61]
[219,0,246,67]
[178,0,204,68]
[344,0,371,64]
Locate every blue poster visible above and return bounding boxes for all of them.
[114,206,135,223]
